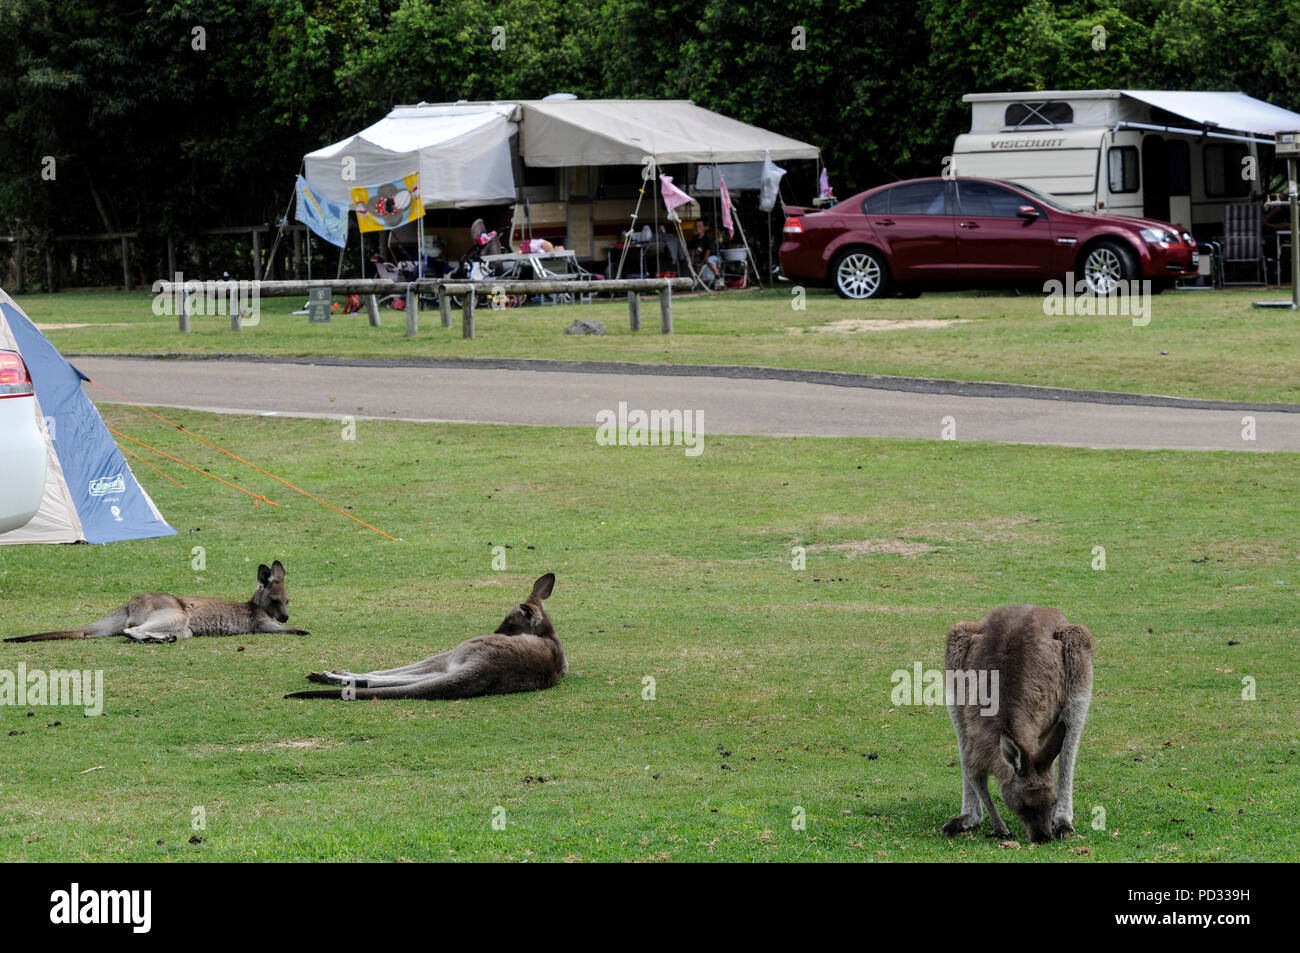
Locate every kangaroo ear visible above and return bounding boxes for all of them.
[999,734,1024,775]
[257,564,272,585]
[1037,721,1068,770]
[530,573,555,602]
[271,560,286,579]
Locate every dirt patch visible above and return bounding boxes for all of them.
[789,318,971,334]
[232,738,342,752]
[807,539,940,557]
[901,516,1048,545]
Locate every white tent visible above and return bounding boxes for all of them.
[302,99,819,208]
[304,103,520,208]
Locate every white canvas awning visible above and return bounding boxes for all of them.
[519,100,819,167]
[303,99,820,210]
[1120,90,1300,137]
[303,103,519,208]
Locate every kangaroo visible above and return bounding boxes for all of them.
[286,573,562,701]
[941,604,1094,844]
[5,560,308,644]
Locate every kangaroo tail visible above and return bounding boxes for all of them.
[5,630,86,643]
[7,607,129,644]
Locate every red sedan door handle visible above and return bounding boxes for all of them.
[958,221,980,229]
[877,218,895,226]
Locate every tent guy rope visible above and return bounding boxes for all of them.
[91,380,399,541]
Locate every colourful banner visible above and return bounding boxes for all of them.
[351,173,424,233]
[295,175,350,248]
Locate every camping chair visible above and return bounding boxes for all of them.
[1215,204,1267,286]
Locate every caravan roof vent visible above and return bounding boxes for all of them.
[1006,102,1074,128]
[542,93,578,102]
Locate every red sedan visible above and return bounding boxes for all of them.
[780,177,1199,298]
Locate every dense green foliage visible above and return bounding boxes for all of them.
[1,0,1297,236]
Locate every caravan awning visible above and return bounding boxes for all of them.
[304,103,519,208]
[1121,90,1300,139]
[519,100,819,167]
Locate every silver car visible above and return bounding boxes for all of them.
[0,346,47,533]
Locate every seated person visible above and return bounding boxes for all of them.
[690,220,724,288]
[519,238,565,254]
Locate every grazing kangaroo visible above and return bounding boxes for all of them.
[941,604,1094,844]
[5,560,308,644]
[286,573,562,701]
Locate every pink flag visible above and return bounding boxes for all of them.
[660,174,694,213]
[719,175,735,238]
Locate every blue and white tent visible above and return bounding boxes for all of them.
[0,290,175,545]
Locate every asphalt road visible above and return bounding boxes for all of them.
[72,355,1300,452]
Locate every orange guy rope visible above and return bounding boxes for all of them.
[93,380,398,541]
[107,428,277,507]
[116,441,186,488]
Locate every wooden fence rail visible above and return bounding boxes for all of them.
[153,276,691,337]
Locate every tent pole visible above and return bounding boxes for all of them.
[653,167,660,276]
[616,168,648,280]
[733,211,760,287]
[766,208,773,285]
[306,230,312,281]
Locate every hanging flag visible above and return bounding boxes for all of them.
[719,175,735,239]
[819,168,834,201]
[295,175,349,248]
[759,150,787,212]
[660,174,694,214]
[351,172,424,233]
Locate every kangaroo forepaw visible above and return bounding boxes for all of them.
[942,814,982,837]
[987,822,1012,839]
[287,629,310,636]
[1053,817,1075,840]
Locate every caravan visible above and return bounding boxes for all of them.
[950,90,1300,238]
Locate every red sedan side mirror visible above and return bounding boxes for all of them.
[1017,205,1041,219]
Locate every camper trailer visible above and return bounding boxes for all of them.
[951,90,1300,239]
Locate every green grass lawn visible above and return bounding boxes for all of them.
[13,286,1299,405]
[1,406,1295,861]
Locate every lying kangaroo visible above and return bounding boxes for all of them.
[941,604,1094,844]
[286,573,562,700]
[5,560,308,644]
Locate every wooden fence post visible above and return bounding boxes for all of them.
[660,283,673,334]
[439,291,452,328]
[405,286,418,337]
[462,288,476,339]
[366,294,381,327]
[628,291,641,331]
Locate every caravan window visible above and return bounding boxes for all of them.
[1005,102,1073,127]
[1108,147,1139,193]
[1204,144,1251,197]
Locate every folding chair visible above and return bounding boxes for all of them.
[1215,204,1267,286]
